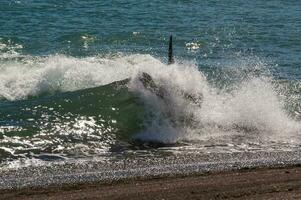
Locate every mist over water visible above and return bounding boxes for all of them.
[0,0,300,168]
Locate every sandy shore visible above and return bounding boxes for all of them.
[1,166,300,200]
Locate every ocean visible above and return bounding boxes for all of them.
[0,0,300,188]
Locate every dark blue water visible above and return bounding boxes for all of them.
[0,0,300,166]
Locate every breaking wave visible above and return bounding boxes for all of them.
[0,54,300,162]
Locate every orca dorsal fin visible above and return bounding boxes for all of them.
[168,35,174,65]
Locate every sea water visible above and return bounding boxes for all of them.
[0,0,300,187]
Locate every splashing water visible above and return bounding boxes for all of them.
[0,54,300,166]
[127,56,301,145]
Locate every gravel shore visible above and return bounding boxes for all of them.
[1,166,300,200]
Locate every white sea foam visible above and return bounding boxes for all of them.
[0,39,23,59]
[125,55,300,144]
[0,54,300,144]
[0,54,137,100]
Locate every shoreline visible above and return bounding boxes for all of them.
[1,166,301,200]
[1,150,301,190]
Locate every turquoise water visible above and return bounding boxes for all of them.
[0,0,300,165]
[1,1,300,69]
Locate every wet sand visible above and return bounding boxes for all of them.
[1,166,300,200]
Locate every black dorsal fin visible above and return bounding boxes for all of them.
[168,35,174,65]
